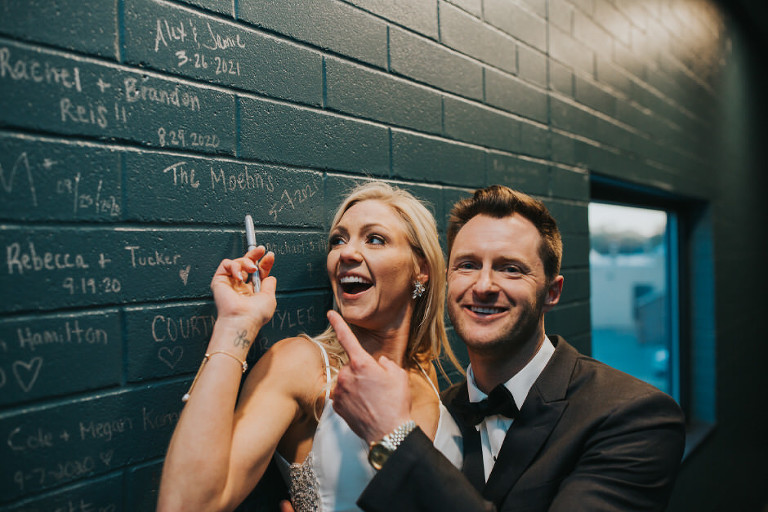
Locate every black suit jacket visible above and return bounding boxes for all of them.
[358,336,685,512]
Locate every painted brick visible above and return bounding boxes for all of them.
[444,96,521,153]
[548,0,574,34]
[613,41,647,81]
[178,0,233,17]
[345,0,438,39]
[550,60,574,97]
[239,97,390,176]
[483,0,546,52]
[0,227,326,312]
[549,166,589,200]
[549,25,594,75]
[124,301,215,382]
[560,236,589,275]
[550,97,597,136]
[593,0,630,46]
[325,57,443,134]
[520,120,550,158]
[0,0,116,58]
[0,42,236,155]
[546,301,591,339]
[0,310,121,407]
[124,0,322,106]
[573,9,613,58]
[595,55,632,96]
[439,1,517,74]
[574,75,617,117]
[544,199,588,235]
[238,0,388,69]
[516,44,548,88]
[389,26,483,101]
[486,152,549,195]
[0,381,186,501]
[444,0,482,18]
[124,151,324,227]
[391,129,486,186]
[0,135,122,222]
[560,267,590,303]
[550,132,577,165]
[485,67,547,123]
[2,473,123,511]
[441,185,475,242]
[570,0,594,15]
[126,461,164,512]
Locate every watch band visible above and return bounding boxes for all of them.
[368,420,416,470]
[381,420,417,450]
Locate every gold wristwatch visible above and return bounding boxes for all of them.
[368,420,417,470]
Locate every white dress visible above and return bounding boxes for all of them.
[275,340,463,512]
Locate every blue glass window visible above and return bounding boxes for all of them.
[589,202,679,399]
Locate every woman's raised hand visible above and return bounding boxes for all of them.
[210,246,277,334]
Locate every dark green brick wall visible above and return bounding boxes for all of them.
[1,0,766,510]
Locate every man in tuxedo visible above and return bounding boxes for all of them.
[328,185,686,511]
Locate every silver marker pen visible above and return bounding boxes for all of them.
[244,215,261,292]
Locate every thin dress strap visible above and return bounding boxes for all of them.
[308,338,332,401]
[415,361,440,398]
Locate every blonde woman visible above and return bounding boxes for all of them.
[158,182,463,511]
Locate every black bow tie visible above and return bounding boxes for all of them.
[456,384,519,426]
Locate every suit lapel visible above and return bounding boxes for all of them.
[482,336,577,505]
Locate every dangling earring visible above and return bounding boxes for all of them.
[412,280,426,299]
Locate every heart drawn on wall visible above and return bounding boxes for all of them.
[13,357,43,392]
[179,265,191,285]
[158,346,183,369]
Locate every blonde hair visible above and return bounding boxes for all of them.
[309,181,461,382]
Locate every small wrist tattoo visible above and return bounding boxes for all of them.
[233,329,250,349]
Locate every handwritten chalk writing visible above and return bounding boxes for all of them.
[124,246,181,268]
[12,357,43,392]
[157,127,219,148]
[17,320,109,351]
[214,56,240,76]
[210,165,273,193]
[264,238,326,256]
[0,151,38,207]
[162,161,200,188]
[7,426,54,452]
[6,242,89,275]
[60,98,108,128]
[203,21,246,51]
[124,78,200,111]
[0,47,82,91]
[158,345,183,368]
[79,417,134,442]
[155,18,189,51]
[151,314,215,342]
[57,173,121,217]
[268,306,317,331]
[142,406,180,431]
[61,277,121,296]
[268,183,320,220]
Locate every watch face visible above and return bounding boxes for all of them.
[368,443,392,470]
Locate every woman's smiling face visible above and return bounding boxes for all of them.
[327,199,424,333]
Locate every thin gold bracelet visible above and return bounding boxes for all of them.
[181,351,249,403]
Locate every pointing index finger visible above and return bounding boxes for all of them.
[327,310,374,364]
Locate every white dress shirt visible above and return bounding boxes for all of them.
[466,336,555,481]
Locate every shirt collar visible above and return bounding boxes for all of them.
[466,336,555,409]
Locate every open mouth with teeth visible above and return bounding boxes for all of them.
[339,275,373,295]
[467,305,506,316]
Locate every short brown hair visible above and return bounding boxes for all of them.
[447,185,563,281]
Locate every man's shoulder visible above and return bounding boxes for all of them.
[548,335,680,406]
[439,378,467,403]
